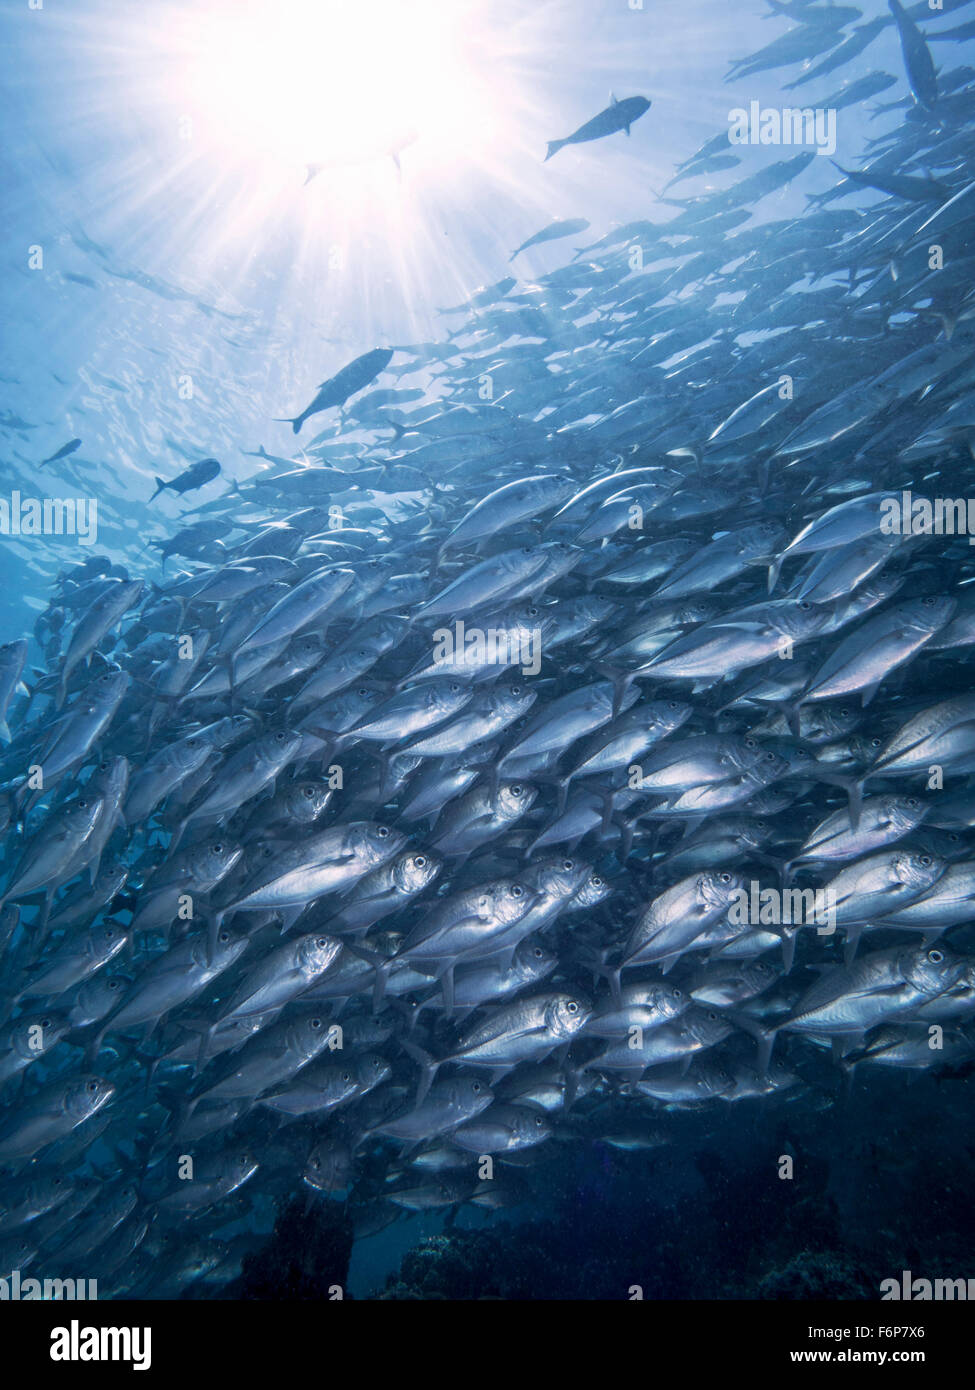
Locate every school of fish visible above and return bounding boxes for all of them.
[2,0,975,1296]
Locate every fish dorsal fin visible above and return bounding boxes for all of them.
[610,92,618,105]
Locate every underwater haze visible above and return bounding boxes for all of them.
[2,0,975,1302]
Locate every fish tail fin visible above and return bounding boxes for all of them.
[843,923,864,967]
[205,910,224,967]
[563,1061,585,1112]
[154,1083,184,1126]
[934,310,955,341]
[341,940,390,1011]
[272,417,302,435]
[726,1009,777,1074]
[616,814,637,862]
[781,699,802,739]
[400,1037,439,1107]
[544,139,565,162]
[86,1025,109,1070]
[594,661,634,717]
[781,928,797,974]
[838,1057,859,1101]
[150,478,167,501]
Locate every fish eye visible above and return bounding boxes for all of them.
[274,731,287,742]
[563,859,574,871]
[472,1081,481,1092]
[213,843,224,854]
[591,876,603,887]
[302,786,315,798]
[511,785,523,796]
[673,988,682,998]
[718,872,732,884]
[707,1011,719,1021]
[109,979,121,989]
[567,1000,579,1013]
[511,685,522,695]
[86,1080,98,1093]
[919,855,933,867]
[511,885,523,898]
[415,855,427,868]
[533,947,544,958]
[316,937,329,948]
[377,826,390,838]
[744,738,756,749]
[765,751,777,762]
[907,798,920,809]
[449,683,461,693]
[311,1018,323,1029]
[928,949,944,963]
[535,1114,544,1126]
[219,931,230,943]
[798,601,811,611]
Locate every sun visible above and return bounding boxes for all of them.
[172,0,497,175]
